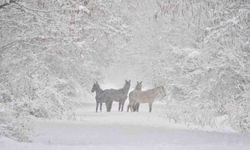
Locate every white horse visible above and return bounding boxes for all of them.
[130,86,166,112]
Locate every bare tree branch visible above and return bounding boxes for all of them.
[0,0,17,9]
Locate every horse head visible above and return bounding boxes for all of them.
[135,81,143,90]
[91,81,99,93]
[124,80,131,91]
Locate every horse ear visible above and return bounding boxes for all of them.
[140,81,143,84]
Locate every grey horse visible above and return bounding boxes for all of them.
[91,80,131,112]
[100,80,131,112]
[91,81,107,112]
[127,81,142,112]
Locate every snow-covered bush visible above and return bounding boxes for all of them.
[0,102,32,142]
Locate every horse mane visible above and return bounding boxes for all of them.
[120,81,130,94]
[95,82,104,92]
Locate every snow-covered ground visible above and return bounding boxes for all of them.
[1,102,250,150]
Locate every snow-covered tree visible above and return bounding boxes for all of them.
[0,0,130,141]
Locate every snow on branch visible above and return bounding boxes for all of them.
[0,0,17,9]
[13,2,90,15]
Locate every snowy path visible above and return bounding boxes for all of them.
[1,103,250,150]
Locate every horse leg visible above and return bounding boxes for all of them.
[136,103,140,112]
[118,102,121,112]
[105,102,109,112]
[132,103,136,112]
[127,104,130,112]
[134,103,138,112]
[109,101,113,112]
[106,101,112,112]
[96,102,99,112]
[130,104,133,112]
[135,103,138,112]
[149,103,152,112]
[100,102,102,112]
[134,103,137,112]
[121,102,124,112]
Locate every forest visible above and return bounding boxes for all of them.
[0,0,249,145]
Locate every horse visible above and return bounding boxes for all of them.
[91,80,131,112]
[130,86,166,112]
[91,82,106,112]
[101,80,131,112]
[127,81,142,112]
